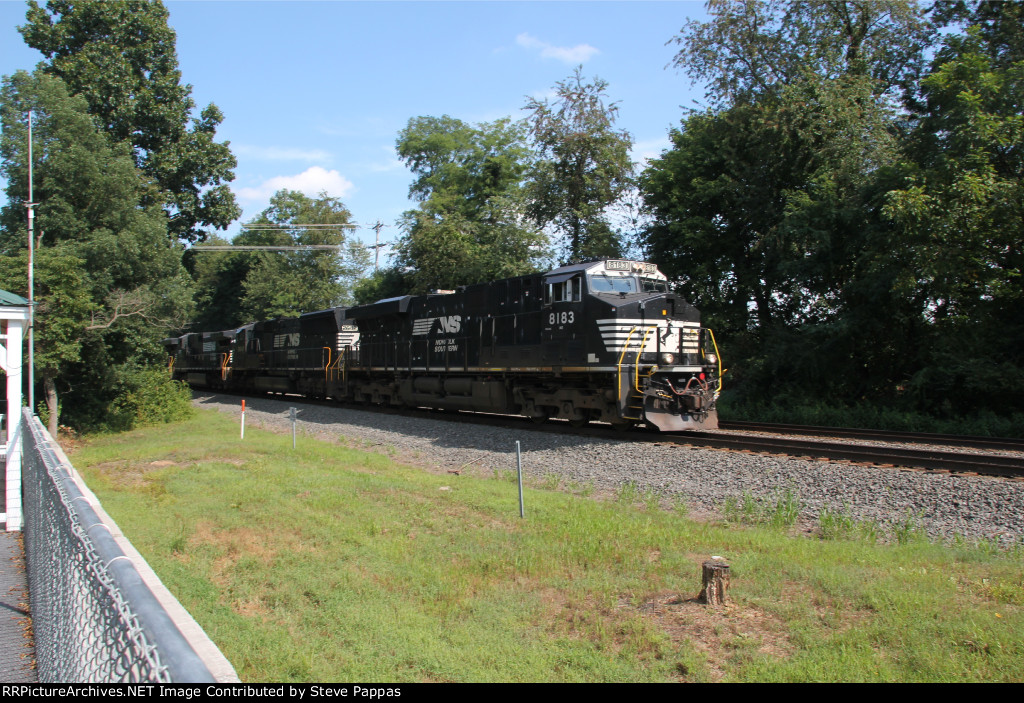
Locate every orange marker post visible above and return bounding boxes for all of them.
[241,399,246,439]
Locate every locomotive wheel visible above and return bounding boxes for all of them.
[610,420,635,431]
[569,416,590,428]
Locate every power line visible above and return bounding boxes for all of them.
[192,245,345,251]
[239,223,358,230]
[201,221,360,251]
[194,221,393,257]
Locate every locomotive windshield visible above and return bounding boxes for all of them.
[589,275,638,293]
[589,275,668,294]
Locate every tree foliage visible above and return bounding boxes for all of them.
[0,70,194,431]
[392,116,548,293]
[20,0,240,243]
[642,75,905,399]
[190,190,370,330]
[882,0,1024,411]
[644,0,1023,420]
[524,67,633,263]
[670,0,935,104]
[398,115,532,217]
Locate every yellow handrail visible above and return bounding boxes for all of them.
[327,349,348,384]
[707,328,724,395]
[635,326,657,393]
[616,326,639,405]
[616,325,660,402]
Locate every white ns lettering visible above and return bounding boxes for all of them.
[438,315,462,334]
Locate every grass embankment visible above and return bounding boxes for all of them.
[69,410,1024,682]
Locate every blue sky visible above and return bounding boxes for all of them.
[1,0,710,257]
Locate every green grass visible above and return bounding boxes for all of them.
[69,410,1024,682]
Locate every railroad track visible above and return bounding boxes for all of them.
[719,420,1024,453]
[657,429,1024,478]
[209,392,1024,478]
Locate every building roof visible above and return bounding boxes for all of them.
[0,289,28,306]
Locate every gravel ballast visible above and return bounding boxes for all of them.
[196,393,1024,546]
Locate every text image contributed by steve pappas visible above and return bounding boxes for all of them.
[2,685,405,699]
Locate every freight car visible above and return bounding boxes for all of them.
[166,259,721,431]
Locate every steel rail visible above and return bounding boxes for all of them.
[659,430,1024,477]
[719,421,1024,452]
[200,392,1024,478]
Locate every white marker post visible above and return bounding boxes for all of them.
[516,440,525,519]
[241,399,246,439]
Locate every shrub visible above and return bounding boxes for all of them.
[108,366,195,430]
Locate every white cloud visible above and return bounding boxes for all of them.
[234,144,332,163]
[516,33,599,64]
[236,166,355,203]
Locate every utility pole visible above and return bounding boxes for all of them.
[25,110,36,415]
[370,221,386,271]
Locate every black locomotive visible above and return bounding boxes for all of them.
[165,259,721,431]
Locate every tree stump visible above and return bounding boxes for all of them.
[699,559,730,605]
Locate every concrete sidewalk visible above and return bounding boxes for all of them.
[0,530,36,681]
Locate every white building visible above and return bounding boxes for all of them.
[0,289,29,531]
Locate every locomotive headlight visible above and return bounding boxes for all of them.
[660,352,675,365]
[706,353,718,366]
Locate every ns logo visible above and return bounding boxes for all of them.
[438,315,462,334]
[413,315,462,336]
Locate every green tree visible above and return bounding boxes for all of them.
[186,233,253,332]
[670,0,934,104]
[351,267,409,305]
[20,0,240,243]
[523,67,633,263]
[883,0,1024,413]
[394,116,548,293]
[649,0,1024,420]
[643,78,897,321]
[641,75,909,405]
[643,0,942,411]
[190,190,370,328]
[0,247,93,433]
[0,70,194,431]
[398,115,532,218]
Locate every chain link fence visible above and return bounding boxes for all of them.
[21,409,220,683]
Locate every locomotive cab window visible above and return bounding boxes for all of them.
[544,275,582,305]
[641,278,668,293]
